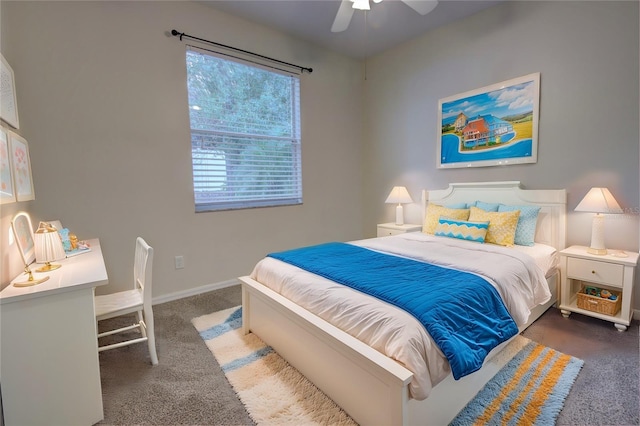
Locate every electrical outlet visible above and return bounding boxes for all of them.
[174,255,185,269]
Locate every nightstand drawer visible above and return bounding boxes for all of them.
[377,228,404,237]
[567,257,624,287]
[377,223,422,237]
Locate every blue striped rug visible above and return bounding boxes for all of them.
[450,340,584,426]
[191,306,356,425]
[193,306,583,426]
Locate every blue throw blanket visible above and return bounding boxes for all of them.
[268,242,518,380]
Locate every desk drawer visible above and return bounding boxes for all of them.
[567,257,624,287]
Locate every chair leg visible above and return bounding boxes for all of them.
[145,306,158,365]
[137,310,147,338]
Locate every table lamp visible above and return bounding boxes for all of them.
[385,186,413,225]
[34,221,66,272]
[574,187,623,255]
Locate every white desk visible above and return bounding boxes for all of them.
[1,238,108,425]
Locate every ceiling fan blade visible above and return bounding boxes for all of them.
[402,0,438,15]
[331,0,355,33]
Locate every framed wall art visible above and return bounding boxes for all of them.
[437,73,540,169]
[9,131,35,201]
[1,126,16,203]
[1,53,19,129]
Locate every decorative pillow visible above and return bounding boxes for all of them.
[498,204,541,246]
[422,204,470,234]
[434,218,490,243]
[445,202,468,209]
[472,200,501,212]
[468,206,520,246]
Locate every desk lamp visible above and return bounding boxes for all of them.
[574,187,623,255]
[385,186,413,226]
[34,222,66,272]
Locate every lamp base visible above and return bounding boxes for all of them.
[395,204,405,226]
[14,275,50,287]
[36,262,62,273]
[587,214,607,256]
[587,247,608,255]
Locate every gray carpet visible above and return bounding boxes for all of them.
[97,285,639,425]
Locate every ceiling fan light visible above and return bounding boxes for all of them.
[372,0,383,3]
[351,0,370,11]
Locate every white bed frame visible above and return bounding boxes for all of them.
[239,181,566,425]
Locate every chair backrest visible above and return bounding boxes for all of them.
[134,237,154,308]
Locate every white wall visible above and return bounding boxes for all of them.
[0,1,364,297]
[362,1,639,306]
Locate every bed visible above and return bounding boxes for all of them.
[239,181,566,425]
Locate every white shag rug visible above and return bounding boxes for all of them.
[192,306,357,425]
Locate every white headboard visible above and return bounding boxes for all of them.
[421,181,567,250]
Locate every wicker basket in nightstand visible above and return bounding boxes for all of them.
[576,287,622,316]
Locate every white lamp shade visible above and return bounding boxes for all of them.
[35,222,66,264]
[575,188,622,255]
[385,186,413,204]
[574,187,623,214]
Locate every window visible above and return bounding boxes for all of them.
[186,47,302,212]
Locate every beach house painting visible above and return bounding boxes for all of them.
[437,73,540,169]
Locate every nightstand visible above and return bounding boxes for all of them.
[377,223,422,237]
[559,245,638,331]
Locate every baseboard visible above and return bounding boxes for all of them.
[152,278,240,306]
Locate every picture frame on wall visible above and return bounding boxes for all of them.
[1,53,20,129]
[9,131,35,201]
[1,126,16,204]
[437,73,540,169]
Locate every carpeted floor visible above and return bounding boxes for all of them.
[97,284,639,425]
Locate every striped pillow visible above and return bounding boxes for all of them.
[434,218,490,243]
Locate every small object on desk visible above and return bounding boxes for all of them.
[66,241,91,257]
[59,228,72,251]
[70,233,79,249]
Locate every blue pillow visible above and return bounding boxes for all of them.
[472,200,501,212]
[434,218,490,243]
[445,202,468,209]
[497,204,541,246]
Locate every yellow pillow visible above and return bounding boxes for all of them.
[423,204,470,234]
[468,206,520,246]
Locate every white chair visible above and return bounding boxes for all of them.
[95,237,158,365]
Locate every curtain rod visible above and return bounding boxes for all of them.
[170,29,313,74]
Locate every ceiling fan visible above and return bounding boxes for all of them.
[331,0,439,33]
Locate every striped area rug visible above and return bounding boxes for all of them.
[193,306,583,426]
[191,306,356,425]
[450,340,584,426]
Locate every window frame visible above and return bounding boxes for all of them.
[185,46,302,213]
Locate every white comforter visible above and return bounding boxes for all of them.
[250,233,552,400]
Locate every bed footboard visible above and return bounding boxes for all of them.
[240,275,413,426]
[239,272,556,426]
